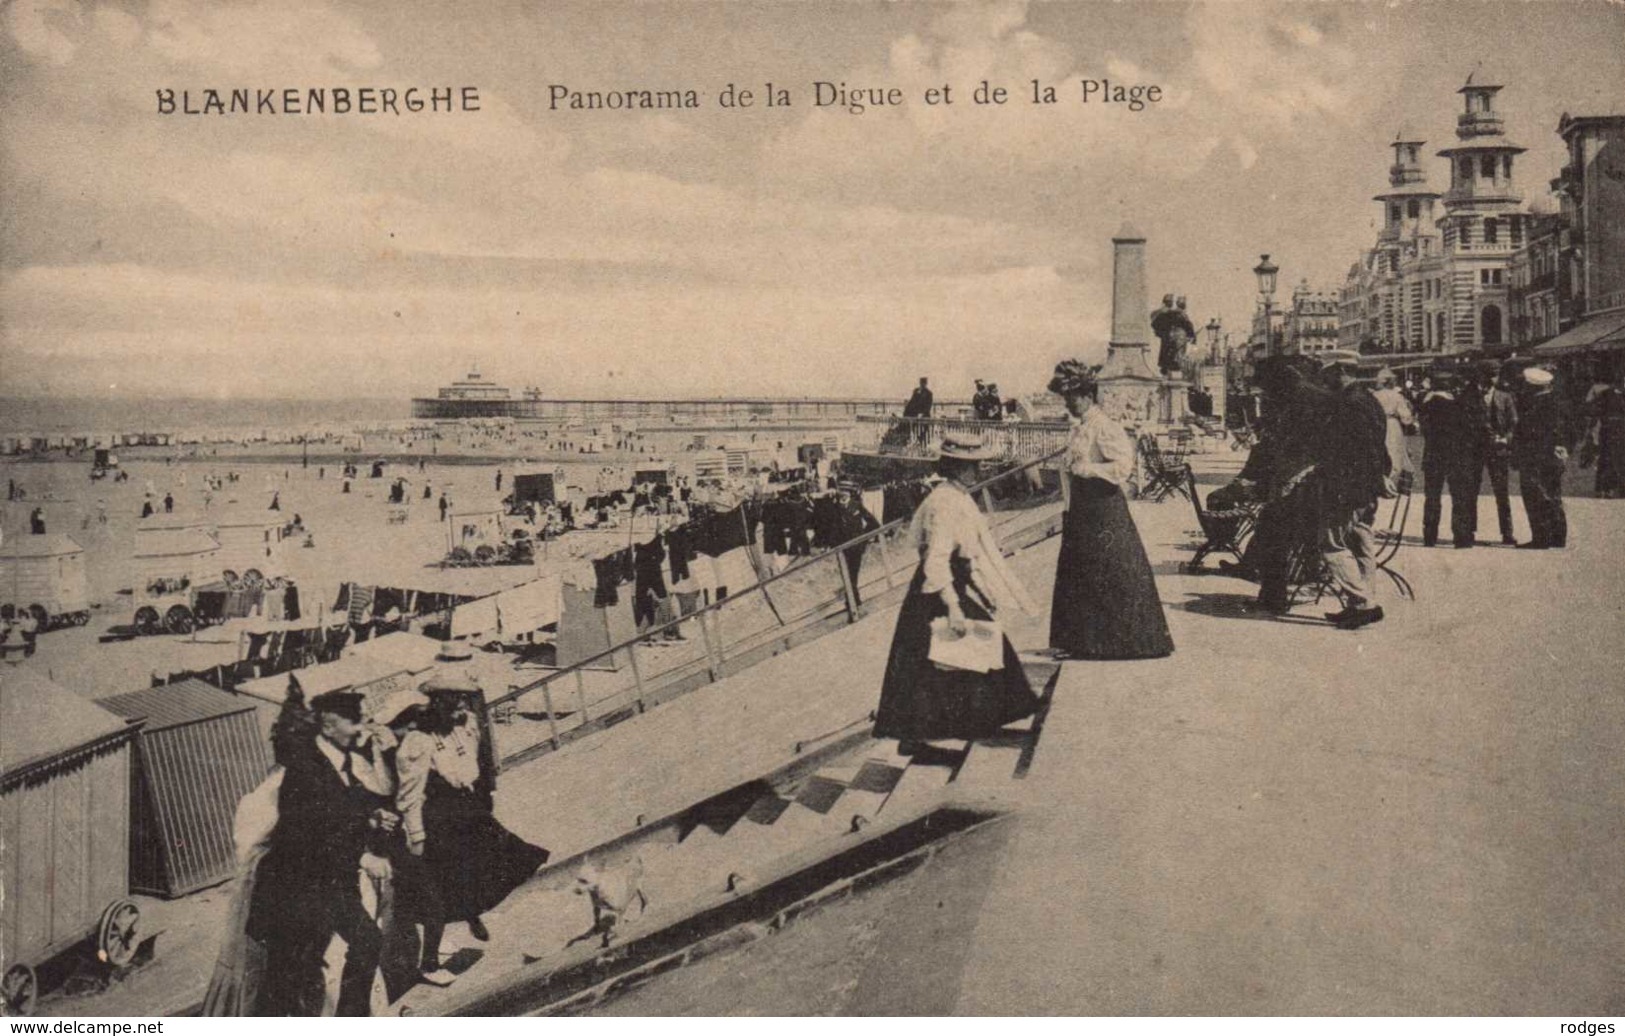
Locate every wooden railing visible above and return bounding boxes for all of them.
[846,415,1071,461]
[489,448,1070,769]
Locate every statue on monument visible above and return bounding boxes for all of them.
[1150,293,1196,376]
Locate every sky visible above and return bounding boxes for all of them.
[3,0,1624,402]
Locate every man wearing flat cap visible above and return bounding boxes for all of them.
[249,690,394,1015]
[1314,357,1389,626]
[1512,366,1572,549]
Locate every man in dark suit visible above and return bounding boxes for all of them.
[902,377,933,419]
[1513,367,1571,549]
[250,691,392,1016]
[1418,372,1477,548]
[835,482,881,607]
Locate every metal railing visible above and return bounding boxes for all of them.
[488,448,1071,768]
[846,415,1070,461]
[1587,290,1625,317]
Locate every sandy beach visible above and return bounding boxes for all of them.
[0,433,816,699]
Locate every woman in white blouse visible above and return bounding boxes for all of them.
[1047,361,1174,659]
[874,432,1041,749]
[393,676,548,972]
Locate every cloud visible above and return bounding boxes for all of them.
[1186,2,1366,129]
[5,0,1624,403]
[1,259,1099,399]
[5,0,82,65]
[146,0,381,77]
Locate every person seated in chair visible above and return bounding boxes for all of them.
[1211,369,1301,581]
[1240,358,1331,612]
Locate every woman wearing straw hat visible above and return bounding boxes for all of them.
[874,432,1041,747]
[1047,360,1174,659]
[394,674,548,956]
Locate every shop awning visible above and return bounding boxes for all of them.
[1531,310,1625,357]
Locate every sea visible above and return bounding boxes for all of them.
[0,397,410,437]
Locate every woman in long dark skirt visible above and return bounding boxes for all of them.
[1047,360,1174,660]
[875,432,1041,745]
[396,678,548,972]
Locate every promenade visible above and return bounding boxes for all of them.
[41,450,1625,1017]
[595,455,1625,1016]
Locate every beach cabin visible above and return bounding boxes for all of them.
[0,534,90,628]
[132,523,221,593]
[1,672,142,1015]
[208,509,286,583]
[511,472,557,510]
[99,681,271,898]
[130,524,221,634]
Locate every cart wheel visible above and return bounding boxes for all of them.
[473,545,496,563]
[133,606,162,636]
[28,604,49,629]
[243,569,265,588]
[96,899,141,968]
[164,605,195,635]
[221,569,239,586]
[72,611,90,626]
[1,964,37,1016]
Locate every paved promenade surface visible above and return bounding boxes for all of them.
[44,453,1625,1016]
[951,480,1625,1015]
[598,464,1625,1016]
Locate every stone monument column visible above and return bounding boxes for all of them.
[1108,225,1154,360]
[1097,224,1162,425]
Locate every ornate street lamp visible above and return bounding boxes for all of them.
[1253,254,1280,356]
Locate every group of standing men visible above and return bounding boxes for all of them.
[971,380,1010,421]
[901,376,1021,423]
[1213,355,1588,630]
[1412,363,1573,550]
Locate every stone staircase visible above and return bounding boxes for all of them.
[638,653,1060,904]
[402,654,1062,1016]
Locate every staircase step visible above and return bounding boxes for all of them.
[952,738,1027,791]
[848,759,906,795]
[811,761,866,785]
[878,753,962,816]
[793,775,848,814]
[708,801,846,894]
[837,787,891,833]
[866,740,914,769]
[644,825,732,900]
[1018,656,1062,694]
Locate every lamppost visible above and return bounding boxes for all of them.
[1253,254,1280,357]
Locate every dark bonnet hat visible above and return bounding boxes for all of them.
[309,690,365,722]
[1252,356,1313,396]
[1048,359,1100,397]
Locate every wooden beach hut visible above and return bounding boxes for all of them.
[129,524,221,635]
[207,508,287,583]
[132,523,222,592]
[98,680,271,898]
[0,534,90,629]
[1,672,142,1015]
